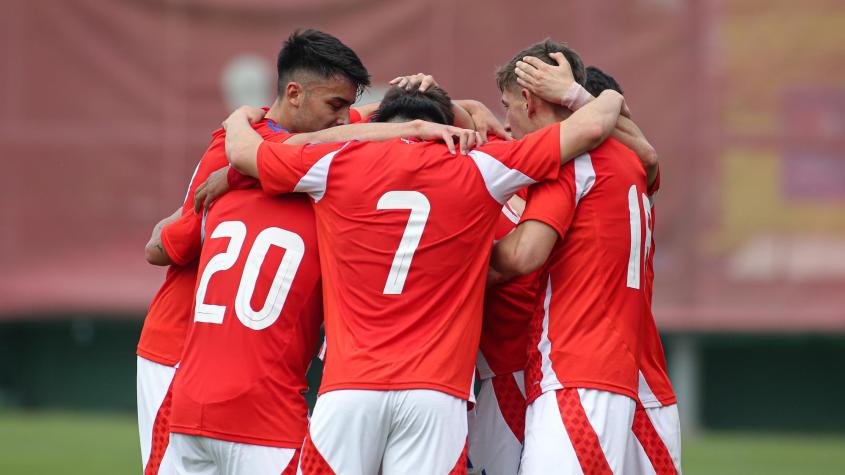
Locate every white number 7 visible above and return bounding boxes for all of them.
[377,191,430,295]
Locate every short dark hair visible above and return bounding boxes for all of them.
[585,66,624,96]
[276,29,371,97]
[496,38,586,92]
[372,86,455,125]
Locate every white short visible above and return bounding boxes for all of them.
[158,433,299,475]
[625,403,682,474]
[300,389,468,475]
[519,388,636,475]
[137,355,177,473]
[467,372,526,475]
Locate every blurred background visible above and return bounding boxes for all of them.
[1,0,844,473]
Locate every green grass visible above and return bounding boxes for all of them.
[683,432,845,475]
[0,411,139,474]
[0,411,844,474]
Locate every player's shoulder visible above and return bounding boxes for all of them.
[211,189,313,223]
[591,137,637,160]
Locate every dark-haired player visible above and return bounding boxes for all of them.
[583,65,681,475]
[490,41,662,473]
[138,28,373,474]
[223,78,628,473]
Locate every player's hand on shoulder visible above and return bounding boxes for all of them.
[193,166,230,213]
[223,106,266,130]
[515,52,575,104]
[389,73,439,92]
[415,121,485,156]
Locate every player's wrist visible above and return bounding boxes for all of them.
[560,82,593,111]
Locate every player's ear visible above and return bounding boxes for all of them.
[285,82,304,107]
[522,88,537,117]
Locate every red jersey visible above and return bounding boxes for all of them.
[161,190,322,448]
[521,138,651,403]
[476,204,543,379]
[136,119,292,365]
[254,124,563,400]
[637,174,677,407]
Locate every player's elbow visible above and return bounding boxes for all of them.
[640,142,658,169]
[145,242,172,266]
[496,246,543,277]
[511,247,546,276]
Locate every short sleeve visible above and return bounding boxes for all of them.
[349,108,363,124]
[468,123,561,204]
[520,162,577,239]
[161,212,203,266]
[256,141,349,200]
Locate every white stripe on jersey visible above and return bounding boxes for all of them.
[184,161,201,204]
[501,203,521,224]
[538,276,562,393]
[573,153,595,205]
[293,142,351,202]
[468,150,535,204]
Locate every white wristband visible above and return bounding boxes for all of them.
[560,82,593,111]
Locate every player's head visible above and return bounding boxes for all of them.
[496,39,586,139]
[585,65,623,96]
[276,29,371,132]
[372,86,455,125]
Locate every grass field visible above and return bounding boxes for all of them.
[1,411,844,474]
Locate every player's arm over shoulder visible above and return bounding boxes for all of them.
[491,220,559,280]
[558,90,623,163]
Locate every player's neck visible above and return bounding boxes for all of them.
[265,97,287,128]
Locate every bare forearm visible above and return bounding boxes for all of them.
[224,115,262,177]
[145,208,181,266]
[559,90,623,163]
[285,121,425,145]
[354,102,380,120]
[611,116,659,186]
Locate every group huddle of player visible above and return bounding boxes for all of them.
[136,28,682,475]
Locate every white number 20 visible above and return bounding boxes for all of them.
[626,185,653,290]
[194,221,305,330]
[377,191,430,295]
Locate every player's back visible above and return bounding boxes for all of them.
[524,137,651,402]
[255,125,562,400]
[169,189,322,448]
[317,139,505,399]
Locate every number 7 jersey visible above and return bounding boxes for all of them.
[255,125,563,400]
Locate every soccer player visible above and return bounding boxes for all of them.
[222,79,628,473]
[148,189,323,474]
[584,65,681,474]
[137,28,372,474]
[490,42,661,473]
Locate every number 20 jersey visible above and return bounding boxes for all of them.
[255,124,563,400]
[163,190,322,448]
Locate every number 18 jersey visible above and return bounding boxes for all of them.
[254,125,562,400]
[521,138,651,404]
[162,190,322,448]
